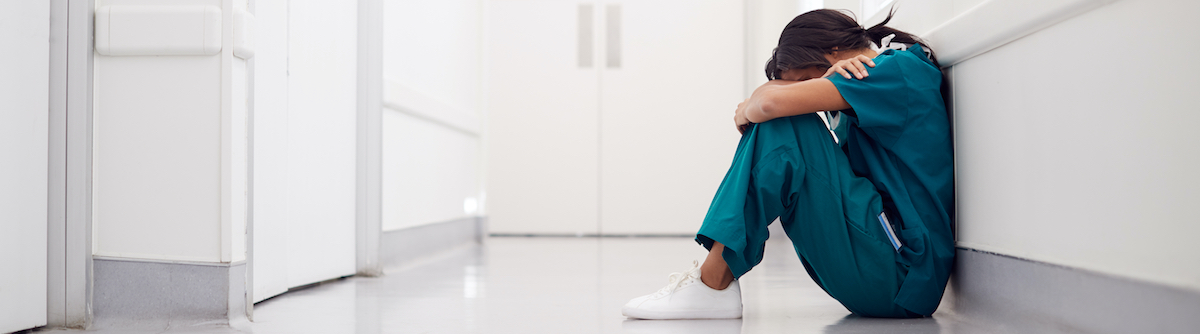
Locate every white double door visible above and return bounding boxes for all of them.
[486,0,745,235]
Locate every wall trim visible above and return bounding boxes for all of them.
[92,258,247,329]
[356,0,384,278]
[382,80,481,137]
[89,252,228,263]
[957,240,1200,294]
[46,0,98,329]
[91,255,245,267]
[47,0,69,328]
[245,0,258,321]
[923,0,1120,67]
[380,217,484,270]
[942,247,1200,334]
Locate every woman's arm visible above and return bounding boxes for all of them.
[734,54,874,130]
[741,78,850,124]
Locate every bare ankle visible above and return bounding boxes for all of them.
[701,267,734,290]
[701,242,735,290]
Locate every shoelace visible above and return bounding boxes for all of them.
[653,260,702,297]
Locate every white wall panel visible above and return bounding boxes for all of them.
[953,0,1200,291]
[384,0,482,113]
[93,24,224,262]
[382,109,481,231]
[745,0,805,97]
[285,0,358,285]
[950,0,986,16]
[0,0,49,331]
[92,0,252,264]
[381,0,484,231]
[828,0,985,33]
[94,5,222,56]
[823,0,860,16]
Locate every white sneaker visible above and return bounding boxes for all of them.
[622,261,743,320]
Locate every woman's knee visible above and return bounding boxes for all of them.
[748,113,833,150]
[754,113,825,134]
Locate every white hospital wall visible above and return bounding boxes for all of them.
[819,0,985,32]
[951,0,1200,292]
[92,0,246,263]
[384,0,482,113]
[744,0,802,97]
[823,0,860,16]
[88,0,362,302]
[856,0,984,33]
[867,0,1200,292]
[0,0,49,331]
[381,0,484,232]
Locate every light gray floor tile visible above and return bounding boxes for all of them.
[32,237,993,334]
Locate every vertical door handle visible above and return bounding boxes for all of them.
[605,4,620,68]
[578,4,593,68]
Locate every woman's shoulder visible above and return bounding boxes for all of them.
[876,44,939,73]
[866,44,941,86]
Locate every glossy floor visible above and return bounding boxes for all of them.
[34,236,992,334]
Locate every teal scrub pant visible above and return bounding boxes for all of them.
[696,114,918,318]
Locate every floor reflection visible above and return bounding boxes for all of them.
[823,314,943,334]
[621,319,743,334]
[36,237,991,334]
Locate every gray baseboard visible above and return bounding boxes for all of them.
[942,247,1200,333]
[380,216,484,269]
[92,257,248,329]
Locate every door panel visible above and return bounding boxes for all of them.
[0,0,50,331]
[283,0,358,287]
[599,0,744,234]
[253,0,358,301]
[251,0,290,302]
[486,0,600,234]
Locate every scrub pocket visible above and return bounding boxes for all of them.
[896,225,927,269]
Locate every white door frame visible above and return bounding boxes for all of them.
[356,0,383,277]
[47,0,94,328]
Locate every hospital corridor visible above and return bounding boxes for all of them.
[2,0,1199,333]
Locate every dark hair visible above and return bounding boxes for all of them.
[765,7,938,80]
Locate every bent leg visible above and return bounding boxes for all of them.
[695,114,913,318]
[695,114,838,279]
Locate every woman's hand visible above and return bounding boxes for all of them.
[822,54,875,80]
[735,98,752,134]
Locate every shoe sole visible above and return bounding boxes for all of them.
[621,306,743,320]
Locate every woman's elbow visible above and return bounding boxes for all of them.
[748,99,776,124]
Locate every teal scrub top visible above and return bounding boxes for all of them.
[827,44,955,316]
